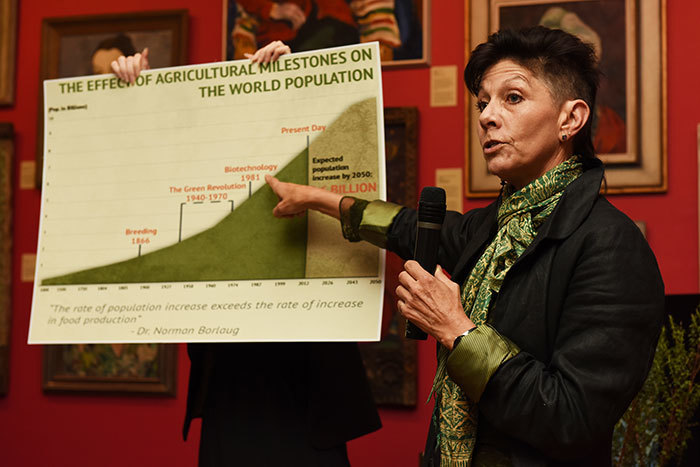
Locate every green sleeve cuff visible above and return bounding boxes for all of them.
[446,324,520,402]
[340,197,403,248]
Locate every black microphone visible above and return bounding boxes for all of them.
[405,186,446,340]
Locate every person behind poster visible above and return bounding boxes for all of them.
[257,28,665,465]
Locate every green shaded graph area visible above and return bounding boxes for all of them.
[42,97,378,285]
[42,151,308,285]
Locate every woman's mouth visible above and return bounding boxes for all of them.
[483,140,504,154]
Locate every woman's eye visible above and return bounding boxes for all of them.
[506,93,523,104]
[476,101,488,112]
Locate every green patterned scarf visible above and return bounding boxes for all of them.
[432,156,584,466]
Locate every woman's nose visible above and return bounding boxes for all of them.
[478,102,499,129]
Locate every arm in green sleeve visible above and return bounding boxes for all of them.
[447,324,520,402]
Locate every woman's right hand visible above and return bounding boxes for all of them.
[265,175,343,219]
[111,48,150,84]
[245,40,291,63]
[265,175,311,218]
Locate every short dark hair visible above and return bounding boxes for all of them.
[93,33,137,57]
[464,26,600,162]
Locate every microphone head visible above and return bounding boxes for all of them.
[418,187,446,224]
[419,186,446,205]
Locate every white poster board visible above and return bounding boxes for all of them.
[30,43,386,344]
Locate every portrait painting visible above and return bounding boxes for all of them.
[41,10,188,78]
[57,29,176,79]
[223,0,430,67]
[0,123,13,396]
[359,107,418,406]
[498,0,635,163]
[36,10,189,187]
[466,0,667,195]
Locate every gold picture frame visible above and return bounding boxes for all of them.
[222,0,430,68]
[35,9,189,188]
[0,123,13,396]
[0,0,18,106]
[465,0,667,196]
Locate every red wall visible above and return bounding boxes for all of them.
[0,1,697,466]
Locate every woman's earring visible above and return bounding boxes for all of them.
[562,133,568,141]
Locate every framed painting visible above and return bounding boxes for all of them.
[359,106,418,407]
[0,123,13,396]
[35,10,189,187]
[43,343,177,395]
[223,0,430,68]
[0,0,18,106]
[465,0,667,196]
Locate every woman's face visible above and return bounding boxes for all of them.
[476,60,568,189]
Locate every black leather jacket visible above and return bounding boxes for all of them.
[386,162,665,466]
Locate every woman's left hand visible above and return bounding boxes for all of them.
[396,261,475,349]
